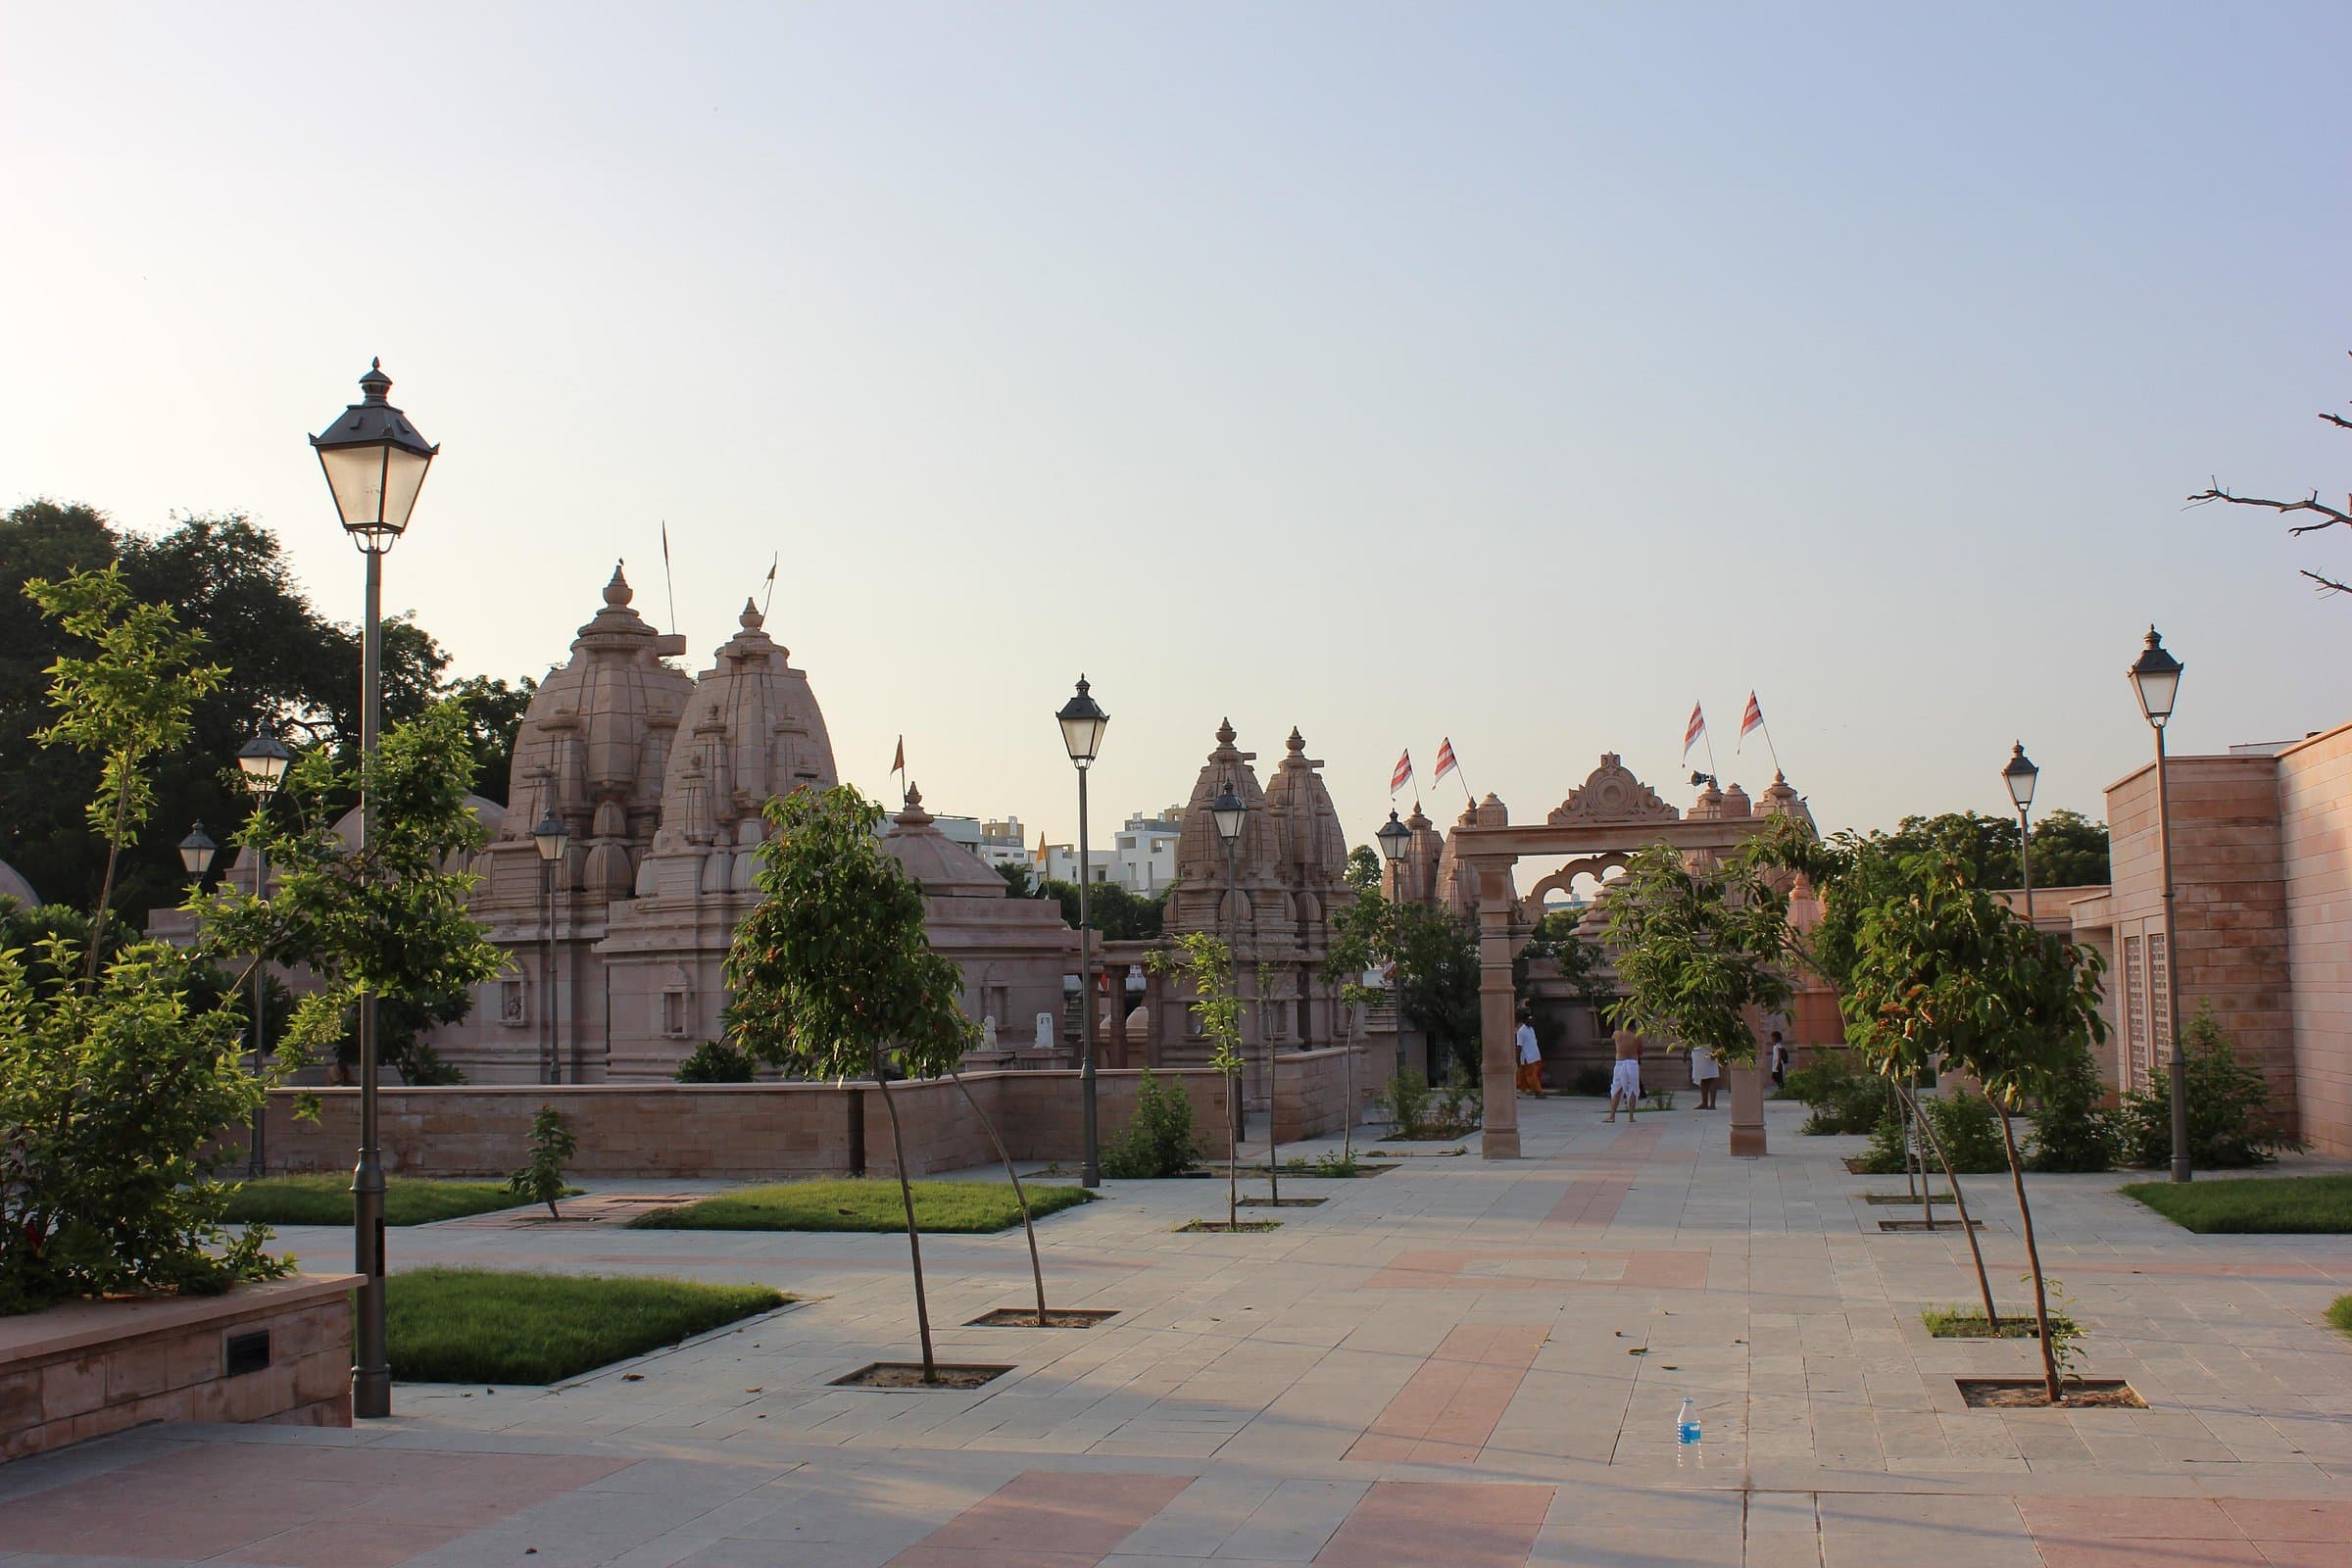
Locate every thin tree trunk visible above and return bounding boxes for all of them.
[949,1065,1047,1324]
[872,1059,937,1381]
[1996,1102,2060,1401]
[1900,1076,1920,1202]
[1227,1070,1240,1227]
[81,769,135,983]
[1913,1075,1936,1230]
[1267,1031,1281,1203]
[1895,1079,1999,1329]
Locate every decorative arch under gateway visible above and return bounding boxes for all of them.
[1447,753,1809,1158]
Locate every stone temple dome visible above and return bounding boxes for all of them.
[880,785,1011,897]
[1260,726,1348,900]
[0,856,37,908]
[637,599,839,898]
[494,564,695,902]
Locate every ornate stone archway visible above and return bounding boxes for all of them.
[1447,754,1807,1157]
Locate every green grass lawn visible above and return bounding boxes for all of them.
[632,1179,1094,1234]
[220,1175,574,1227]
[2328,1296,2352,1340]
[2121,1172,2352,1233]
[387,1268,787,1385]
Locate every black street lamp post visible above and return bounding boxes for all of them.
[236,731,290,1175]
[178,822,219,882]
[1376,808,1411,906]
[2003,743,2039,923]
[312,359,438,1419]
[2128,626,2189,1185]
[1055,677,1108,1188]
[533,808,569,1084]
[1209,778,1248,1143]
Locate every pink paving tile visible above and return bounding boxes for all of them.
[2217,1496,2352,1543]
[1543,1175,1632,1228]
[2257,1544,2350,1568]
[1619,1251,1711,1289]
[883,1470,1194,1567]
[2019,1495,2245,1542]
[1344,1325,1546,1466]
[1313,1479,1552,1567]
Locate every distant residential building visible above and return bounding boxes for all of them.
[1111,808,1184,893]
[1041,844,1114,884]
[976,816,1030,871]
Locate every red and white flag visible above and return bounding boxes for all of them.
[1390,748,1414,795]
[1434,738,1458,780]
[1682,702,1707,763]
[1739,692,1765,749]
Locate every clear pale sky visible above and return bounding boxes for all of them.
[5,4,2347,859]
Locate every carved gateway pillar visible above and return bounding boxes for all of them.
[1473,855,1522,1158]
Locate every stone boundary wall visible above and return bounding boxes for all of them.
[1269,1047,1367,1145]
[249,1068,1235,1180]
[0,1274,356,1461]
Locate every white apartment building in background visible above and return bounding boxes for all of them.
[1112,808,1184,892]
[1041,844,1114,884]
[1037,808,1183,893]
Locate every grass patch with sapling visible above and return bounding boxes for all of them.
[2123,1172,2352,1234]
[633,1178,1093,1234]
[386,1268,787,1385]
[1924,1305,2077,1339]
[2328,1296,2352,1340]
[220,1175,574,1227]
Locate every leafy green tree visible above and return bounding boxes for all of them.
[1322,890,1482,1084]
[0,935,289,1313]
[23,566,227,972]
[723,785,984,1379]
[1845,852,2107,1400]
[1,504,535,921]
[995,860,1036,898]
[1344,844,1381,892]
[1039,877,1168,941]
[2029,809,2110,888]
[1152,932,1248,1226]
[2112,1005,2292,1169]
[193,700,507,1086]
[1603,842,1794,1071]
[1,566,286,1313]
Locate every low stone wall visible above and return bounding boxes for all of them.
[248,1068,1234,1180]
[0,1274,356,1461]
[1270,1047,1368,1145]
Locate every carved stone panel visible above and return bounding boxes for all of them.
[1547,754,1681,827]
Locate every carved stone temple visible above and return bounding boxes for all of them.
[426,568,1078,1082]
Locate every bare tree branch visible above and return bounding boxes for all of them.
[2322,412,2352,431]
[2303,568,2352,596]
[2185,485,2352,536]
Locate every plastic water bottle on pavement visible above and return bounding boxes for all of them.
[1676,1396,1701,1447]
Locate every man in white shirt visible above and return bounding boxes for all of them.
[1515,1015,1544,1097]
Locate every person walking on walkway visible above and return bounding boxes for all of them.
[1689,1043,1721,1109]
[1769,1030,1790,1090]
[1515,1014,1544,1097]
[1605,1028,1643,1121]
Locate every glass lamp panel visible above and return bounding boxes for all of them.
[2132,666,2180,723]
[377,445,432,536]
[317,443,387,532]
[1058,713,1106,762]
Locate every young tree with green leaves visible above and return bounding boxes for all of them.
[723,785,986,1379]
[23,566,227,974]
[195,699,507,1088]
[1152,932,1247,1226]
[2,569,284,1313]
[1602,841,1795,1076]
[1844,852,2108,1400]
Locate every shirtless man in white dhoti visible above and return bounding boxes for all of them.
[1605,1028,1643,1122]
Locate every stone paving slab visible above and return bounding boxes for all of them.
[4,1098,2352,1563]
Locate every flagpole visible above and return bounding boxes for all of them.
[659,522,678,636]
[761,553,778,618]
[1761,720,1783,775]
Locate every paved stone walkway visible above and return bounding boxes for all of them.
[5,1097,2351,1565]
